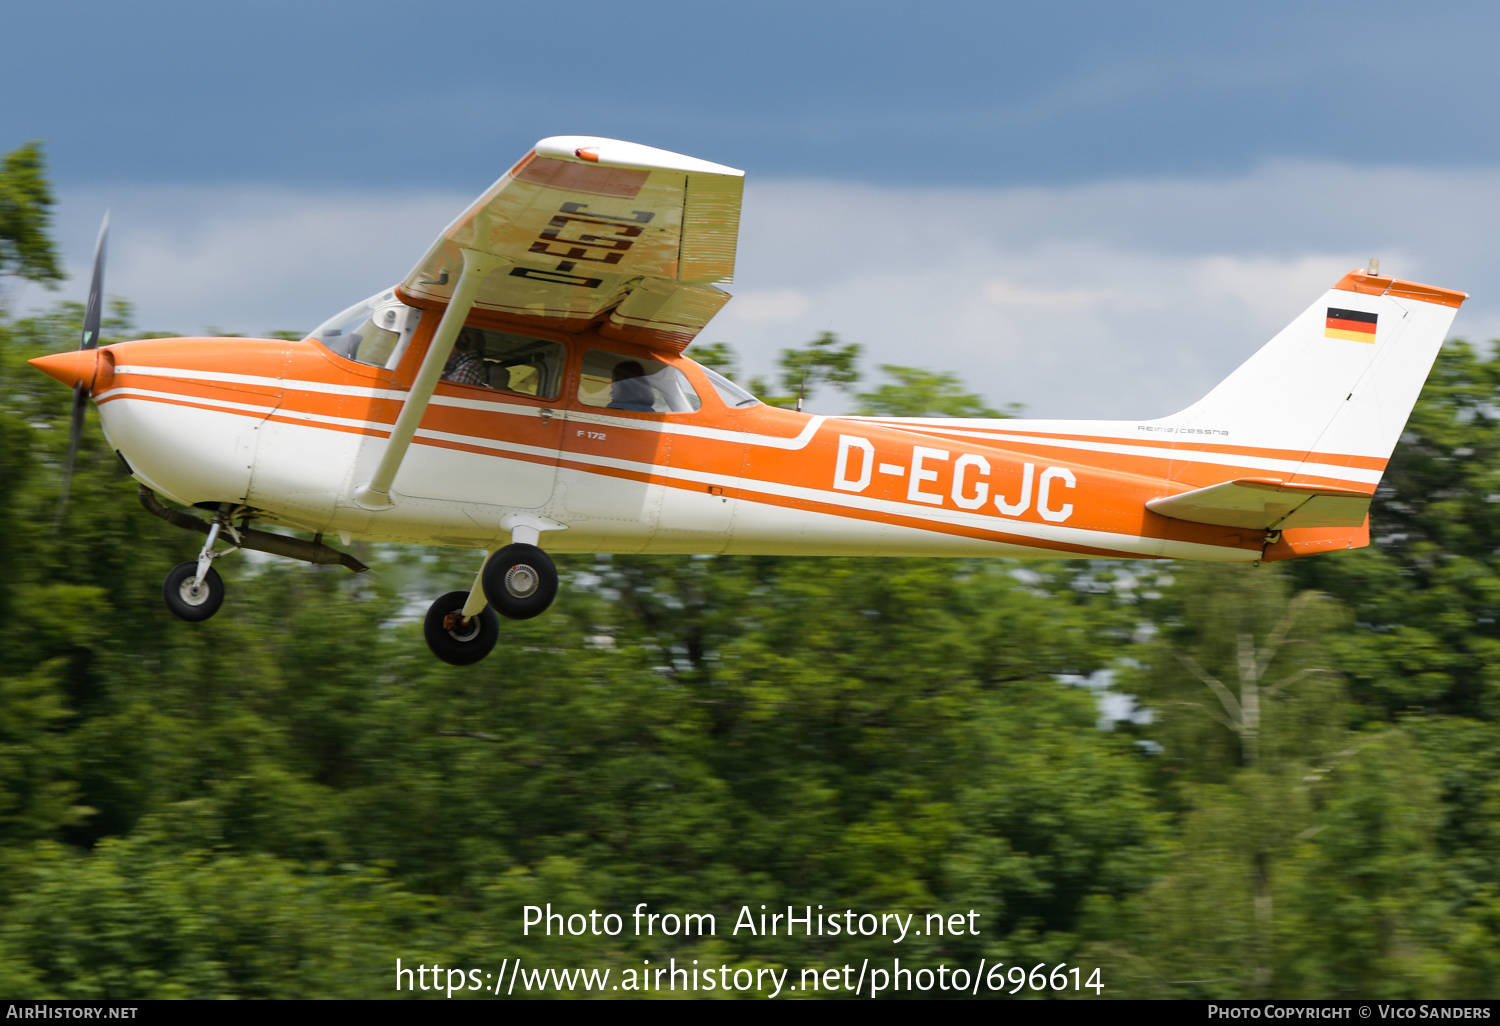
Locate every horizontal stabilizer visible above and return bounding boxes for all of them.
[1147,477,1371,530]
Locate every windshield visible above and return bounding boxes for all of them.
[700,365,760,408]
[309,289,423,369]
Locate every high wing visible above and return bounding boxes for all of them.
[398,136,745,353]
[355,137,743,510]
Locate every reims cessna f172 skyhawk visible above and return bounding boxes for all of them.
[30,136,1468,664]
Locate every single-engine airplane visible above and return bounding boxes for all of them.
[30,136,1467,664]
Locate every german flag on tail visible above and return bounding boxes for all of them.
[1326,307,1377,343]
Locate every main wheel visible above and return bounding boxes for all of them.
[423,590,500,666]
[481,543,558,620]
[163,561,224,622]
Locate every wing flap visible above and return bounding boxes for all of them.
[399,137,744,352]
[679,173,743,284]
[1147,477,1372,530]
[600,280,732,350]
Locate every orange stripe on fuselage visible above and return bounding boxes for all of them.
[737,413,1265,550]
[858,421,1389,473]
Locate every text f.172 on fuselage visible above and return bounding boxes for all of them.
[29,136,1467,664]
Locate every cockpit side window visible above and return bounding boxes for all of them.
[309,290,423,369]
[441,327,566,399]
[578,350,702,414]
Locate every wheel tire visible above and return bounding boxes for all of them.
[423,591,500,666]
[481,543,558,620]
[163,561,225,622]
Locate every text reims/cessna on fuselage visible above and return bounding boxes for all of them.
[30,136,1467,664]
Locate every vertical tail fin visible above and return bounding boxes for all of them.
[1163,269,1464,560]
[1172,269,1465,471]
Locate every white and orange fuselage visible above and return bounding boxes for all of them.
[31,260,1464,567]
[30,137,1467,573]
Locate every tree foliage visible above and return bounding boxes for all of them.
[746,330,862,409]
[0,142,64,288]
[856,365,1017,419]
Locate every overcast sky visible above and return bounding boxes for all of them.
[6,1,1499,417]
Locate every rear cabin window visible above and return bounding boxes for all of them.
[577,350,701,414]
[441,327,566,400]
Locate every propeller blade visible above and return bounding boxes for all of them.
[80,211,108,350]
[58,383,86,519]
[59,211,109,522]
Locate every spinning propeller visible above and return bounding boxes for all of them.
[57,212,108,520]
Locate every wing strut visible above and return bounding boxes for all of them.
[353,247,508,510]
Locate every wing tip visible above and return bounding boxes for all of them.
[534,136,744,177]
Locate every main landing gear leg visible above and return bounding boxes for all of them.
[423,517,565,664]
[163,504,240,622]
[481,520,559,621]
[423,557,500,666]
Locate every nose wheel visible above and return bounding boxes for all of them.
[163,562,224,621]
[424,591,500,665]
[163,505,239,622]
[481,543,558,620]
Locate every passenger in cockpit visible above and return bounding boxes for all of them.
[607,361,656,412]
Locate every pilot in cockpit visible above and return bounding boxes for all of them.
[442,329,488,386]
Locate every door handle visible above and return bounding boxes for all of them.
[539,408,556,420]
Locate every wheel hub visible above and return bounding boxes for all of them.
[178,579,210,605]
[505,564,539,598]
[443,609,480,642]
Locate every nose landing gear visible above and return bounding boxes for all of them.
[143,487,370,624]
[163,561,225,621]
[163,505,239,622]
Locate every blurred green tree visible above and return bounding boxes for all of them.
[747,331,861,409]
[855,365,1016,419]
[0,142,64,290]
[1290,342,1500,721]
[1109,566,1455,997]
